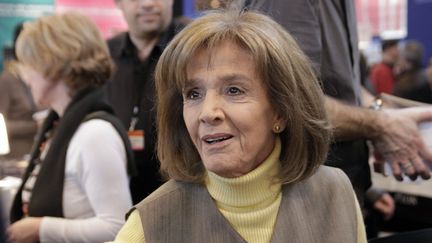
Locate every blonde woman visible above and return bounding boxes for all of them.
[7,12,134,243]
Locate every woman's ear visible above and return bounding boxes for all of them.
[272,116,286,134]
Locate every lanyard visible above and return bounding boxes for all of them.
[129,105,139,131]
[129,58,148,131]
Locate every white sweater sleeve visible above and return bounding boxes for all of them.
[39,119,133,243]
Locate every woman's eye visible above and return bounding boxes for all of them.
[227,87,243,95]
[185,90,201,100]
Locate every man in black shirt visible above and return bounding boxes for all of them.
[105,0,179,203]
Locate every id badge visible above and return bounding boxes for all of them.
[128,130,145,151]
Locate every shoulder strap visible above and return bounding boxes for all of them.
[9,110,59,223]
[84,111,137,176]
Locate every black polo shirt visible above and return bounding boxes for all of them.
[105,23,182,203]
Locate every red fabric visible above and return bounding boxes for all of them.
[370,63,396,94]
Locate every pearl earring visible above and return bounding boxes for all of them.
[273,125,281,133]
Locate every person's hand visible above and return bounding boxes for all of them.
[372,107,432,181]
[7,217,42,243]
[373,193,395,220]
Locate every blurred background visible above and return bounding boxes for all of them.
[0,0,431,72]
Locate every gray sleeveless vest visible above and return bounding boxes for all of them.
[135,166,358,243]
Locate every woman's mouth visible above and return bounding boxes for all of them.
[203,135,233,144]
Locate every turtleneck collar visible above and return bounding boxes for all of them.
[205,138,282,209]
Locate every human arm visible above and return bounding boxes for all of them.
[39,120,132,242]
[361,86,402,109]
[325,96,432,180]
[362,88,430,180]
[373,193,395,220]
[7,217,41,243]
[361,86,376,108]
[366,187,395,220]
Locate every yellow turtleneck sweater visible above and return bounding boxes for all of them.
[204,138,282,243]
[111,139,366,243]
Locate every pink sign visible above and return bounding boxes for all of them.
[55,0,127,39]
[355,0,407,41]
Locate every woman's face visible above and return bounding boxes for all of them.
[19,65,54,108]
[183,41,280,178]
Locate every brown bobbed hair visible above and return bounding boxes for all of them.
[155,10,330,184]
[15,12,114,93]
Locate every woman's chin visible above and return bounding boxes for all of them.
[206,164,246,178]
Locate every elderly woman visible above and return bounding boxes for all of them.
[7,12,134,243]
[114,10,366,243]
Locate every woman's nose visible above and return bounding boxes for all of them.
[199,92,224,124]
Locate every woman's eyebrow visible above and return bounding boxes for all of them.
[186,77,200,84]
[183,78,200,90]
[183,73,252,91]
[220,73,252,83]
